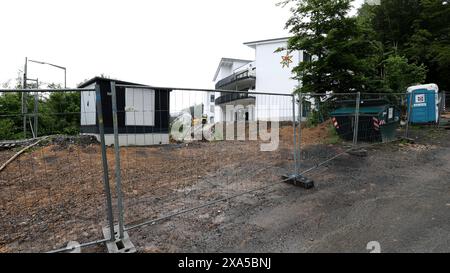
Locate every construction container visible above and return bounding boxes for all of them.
[406,84,439,124]
[331,99,400,142]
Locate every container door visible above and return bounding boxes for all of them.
[409,89,430,123]
[428,91,437,122]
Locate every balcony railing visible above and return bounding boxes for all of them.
[215,92,255,105]
[215,69,256,90]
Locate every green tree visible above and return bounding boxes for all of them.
[39,83,81,135]
[383,55,428,92]
[281,0,448,101]
[284,0,382,94]
[406,0,450,91]
[0,119,15,139]
[0,92,24,139]
[364,0,450,90]
[371,0,422,53]
[0,82,81,140]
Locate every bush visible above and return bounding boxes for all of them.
[306,110,321,128]
[0,91,81,140]
[0,119,15,140]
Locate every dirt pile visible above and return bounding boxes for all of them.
[279,120,333,145]
[46,136,98,153]
[180,121,334,146]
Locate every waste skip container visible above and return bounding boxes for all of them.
[331,99,400,142]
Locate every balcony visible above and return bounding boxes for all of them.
[215,92,256,105]
[215,68,256,90]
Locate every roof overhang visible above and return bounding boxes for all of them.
[78,76,150,88]
[407,83,439,93]
[243,37,291,49]
[213,58,253,82]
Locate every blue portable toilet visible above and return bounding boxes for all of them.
[406,84,439,124]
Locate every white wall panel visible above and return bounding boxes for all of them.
[80,83,96,125]
[125,88,155,126]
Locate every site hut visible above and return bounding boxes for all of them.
[210,37,313,123]
[78,77,171,146]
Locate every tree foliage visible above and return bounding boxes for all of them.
[383,55,428,92]
[0,92,24,139]
[285,0,382,94]
[369,0,450,90]
[0,83,81,140]
[283,0,450,94]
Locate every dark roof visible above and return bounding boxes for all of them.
[77,77,150,88]
[331,106,386,116]
[331,99,393,116]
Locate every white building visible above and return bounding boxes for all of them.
[208,37,309,123]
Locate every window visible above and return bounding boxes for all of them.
[210,94,215,103]
[125,88,155,126]
[210,105,215,113]
[303,52,312,63]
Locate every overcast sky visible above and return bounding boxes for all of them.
[0,0,364,89]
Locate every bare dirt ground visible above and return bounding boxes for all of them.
[0,123,449,253]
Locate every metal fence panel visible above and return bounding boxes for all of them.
[108,86,300,237]
[0,87,114,253]
[1,83,441,252]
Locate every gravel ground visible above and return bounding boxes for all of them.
[0,125,449,253]
[129,127,450,253]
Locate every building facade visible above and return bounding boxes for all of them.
[209,37,308,123]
